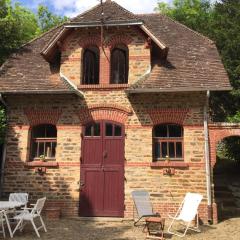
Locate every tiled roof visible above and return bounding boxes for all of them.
[70,1,141,24]
[0,26,74,94]
[129,14,231,92]
[0,1,231,93]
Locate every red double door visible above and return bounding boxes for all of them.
[79,121,124,217]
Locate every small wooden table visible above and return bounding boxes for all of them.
[145,217,165,240]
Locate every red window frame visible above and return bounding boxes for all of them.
[30,125,57,161]
[153,124,184,161]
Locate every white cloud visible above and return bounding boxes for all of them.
[51,0,169,17]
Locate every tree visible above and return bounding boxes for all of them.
[209,0,240,121]
[156,0,240,161]
[0,1,68,65]
[37,5,68,33]
[0,1,68,144]
[156,0,213,35]
[0,0,39,64]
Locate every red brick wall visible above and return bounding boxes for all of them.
[2,91,212,222]
[60,26,150,86]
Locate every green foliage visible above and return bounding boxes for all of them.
[0,1,67,144]
[0,1,67,65]
[219,137,240,162]
[0,105,6,145]
[0,0,39,64]
[209,1,240,121]
[227,111,240,123]
[37,4,68,33]
[156,0,213,35]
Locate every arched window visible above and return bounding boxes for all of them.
[30,124,57,160]
[153,124,183,161]
[110,45,128,84]
[82,46,99,84]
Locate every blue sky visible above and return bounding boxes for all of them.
[13,0,172,17]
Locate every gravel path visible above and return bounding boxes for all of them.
[2,217,240,239]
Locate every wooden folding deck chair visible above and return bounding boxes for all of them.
[168,192,203,237]
[131,190,160,226]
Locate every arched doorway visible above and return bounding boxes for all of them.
[79,120,125,217]
[209,123,240,221]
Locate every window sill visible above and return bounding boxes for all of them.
[150,161,189,168]
[78,84,130,90]
[24,161,59,168]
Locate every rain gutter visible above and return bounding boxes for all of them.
[204,90,213,224]
[0,93,7,198]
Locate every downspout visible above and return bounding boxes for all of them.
[204,90,212,224]
[0,93,7,198]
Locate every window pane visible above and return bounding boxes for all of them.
[32,125,56,138]
[154,142,160,159]
[38,142,44,158]
[46,125,57,137]
[111,48,128,84]
[32,125,45,138]
[83,47,99,85]
[168,125,182,137]
[176,142,183,158]
[154,125,167,137]
[31,142,38,159]
[106,123,113,136]
[114,125,122,136]
[161,142,168,158]
[93,123,100,136]
[85,125,92,136]
[169,142,175,158]
[52,142,57,158]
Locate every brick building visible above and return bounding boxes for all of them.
[0,1,232,223]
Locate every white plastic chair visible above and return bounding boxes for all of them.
[13,197,47,238]
[168,192,203,237]
[9,193,28,208]
[0,210,6,238]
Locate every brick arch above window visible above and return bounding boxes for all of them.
[24,108,62,126]
[78,104,133,125]
[106,35,133,50]
[78,36,101,48]
[148,108,190,125]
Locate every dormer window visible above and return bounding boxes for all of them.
[110,44,128,84]
[82,46,99,84]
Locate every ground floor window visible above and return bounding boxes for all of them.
[30,124,57,160]
[153,124,183,161]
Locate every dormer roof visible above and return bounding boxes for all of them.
[41,0,168,61]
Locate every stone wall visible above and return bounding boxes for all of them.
[3,91,210,221]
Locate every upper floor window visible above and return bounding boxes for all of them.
[82,46,99,84]
[30,124,57,160]
[153,124,183,161]
[110,45,128,84]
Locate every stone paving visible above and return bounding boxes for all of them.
[2,217,240,240]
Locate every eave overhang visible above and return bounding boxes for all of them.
[41,22,168,62]
[126,86,233,94]
[0,90,79,95]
